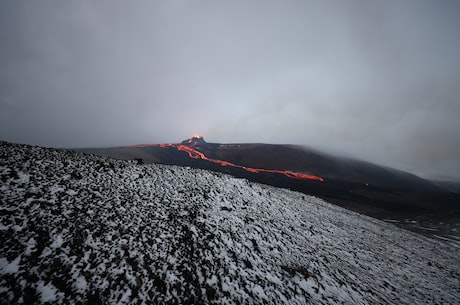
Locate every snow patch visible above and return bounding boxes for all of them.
[37,281,60,303]
[0,256,21,274]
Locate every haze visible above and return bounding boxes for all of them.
[1,1,460,180]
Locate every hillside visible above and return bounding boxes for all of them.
[78,136,439,192]
[76,137,460,226]
[1,141,459,304]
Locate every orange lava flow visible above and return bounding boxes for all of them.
[145,143,324,182]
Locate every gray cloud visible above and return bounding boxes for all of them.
[1,0,460,180]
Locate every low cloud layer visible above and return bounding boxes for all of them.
[1,1,460,180]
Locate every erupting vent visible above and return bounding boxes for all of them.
[138,135,324,182]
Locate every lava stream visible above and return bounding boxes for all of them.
[152,143,324,182]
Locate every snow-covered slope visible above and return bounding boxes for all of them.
[1,141,459,304]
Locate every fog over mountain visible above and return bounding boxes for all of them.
[1,1,460,180]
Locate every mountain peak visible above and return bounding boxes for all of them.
[182,134,206,145]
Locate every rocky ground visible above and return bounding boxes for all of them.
[1,141,459,304]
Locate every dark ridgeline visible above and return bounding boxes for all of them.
[76,136,460,232]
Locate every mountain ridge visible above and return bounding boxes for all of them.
[79,135,438,192]
[73,136,460,228]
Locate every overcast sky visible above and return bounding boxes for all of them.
[1,1,460,180]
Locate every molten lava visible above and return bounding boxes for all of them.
[182,134,205,145]
[136,136,324,182]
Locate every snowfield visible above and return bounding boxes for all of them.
[1,141,459,304]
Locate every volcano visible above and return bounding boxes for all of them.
[76,136,459,228]
[154,136,323,182]
[182,134,207,145]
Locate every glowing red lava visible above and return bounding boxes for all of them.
[182,134,204,144]
[134,138,324,182]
